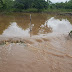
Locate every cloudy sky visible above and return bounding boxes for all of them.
[46,0,70,3]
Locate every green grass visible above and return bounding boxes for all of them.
[0,8,72,14]
[43,9,72,13]
[23,8,38,12]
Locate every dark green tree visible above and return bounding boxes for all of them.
[0,0,4,10]
[14,0,48,11]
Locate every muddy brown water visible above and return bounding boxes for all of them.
[0,13,72,72]
[0,13,72,37]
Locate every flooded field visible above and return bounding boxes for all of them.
[0,13,72,72]
[0,13,72,37]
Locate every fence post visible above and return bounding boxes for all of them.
[30,14,32,37]
[30,14,31,31]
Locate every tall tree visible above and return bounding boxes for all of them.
[2,0,14,11]
[0,0,3,9]
[14,0,48,10]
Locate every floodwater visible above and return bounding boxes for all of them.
[0,13,72,72]
[0,13,72,37]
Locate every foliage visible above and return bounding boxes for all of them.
[0,0,14,12]
[70,30,72,33]
[49,0,72,10]
[0,0,72,12]
[69,30,72,38]
[0,0,3,8]
[23,8,38,12]
[14,0,48,11]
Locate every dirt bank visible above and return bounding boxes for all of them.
[0,34,72,72]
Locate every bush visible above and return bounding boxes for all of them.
[69,30,72,38]
[22,8,38,12]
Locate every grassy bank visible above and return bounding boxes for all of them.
[0,8,72,15]
[43,9,72,13]
[13,8,72,13]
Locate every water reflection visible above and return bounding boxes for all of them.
[2,22,30,37]
[46,17,72,33]
[0,13,72,37]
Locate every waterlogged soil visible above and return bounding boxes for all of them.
[0,13,72,72]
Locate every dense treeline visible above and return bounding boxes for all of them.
[0,0,48,12]
[0,0,72,12]
[15,0,48,9]
[49,0,72,9]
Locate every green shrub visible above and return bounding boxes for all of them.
[69,30,72,38]
[70,30,72,33]
[22,8,38,12]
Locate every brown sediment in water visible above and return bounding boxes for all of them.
[0,34,72,72]
[0,38,24,45]
[42,38,50,41]
[0,13,72,72]
[24,39,34,44]
[35,39,42,43]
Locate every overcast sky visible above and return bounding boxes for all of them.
[46,0,70,3]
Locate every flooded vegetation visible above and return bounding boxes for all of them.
[0,13,72,72]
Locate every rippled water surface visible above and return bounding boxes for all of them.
[0,13,72,37]
[0,13,72,72]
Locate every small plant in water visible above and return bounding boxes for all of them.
[69,30,72,38]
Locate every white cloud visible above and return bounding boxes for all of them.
[45,0,70,3]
